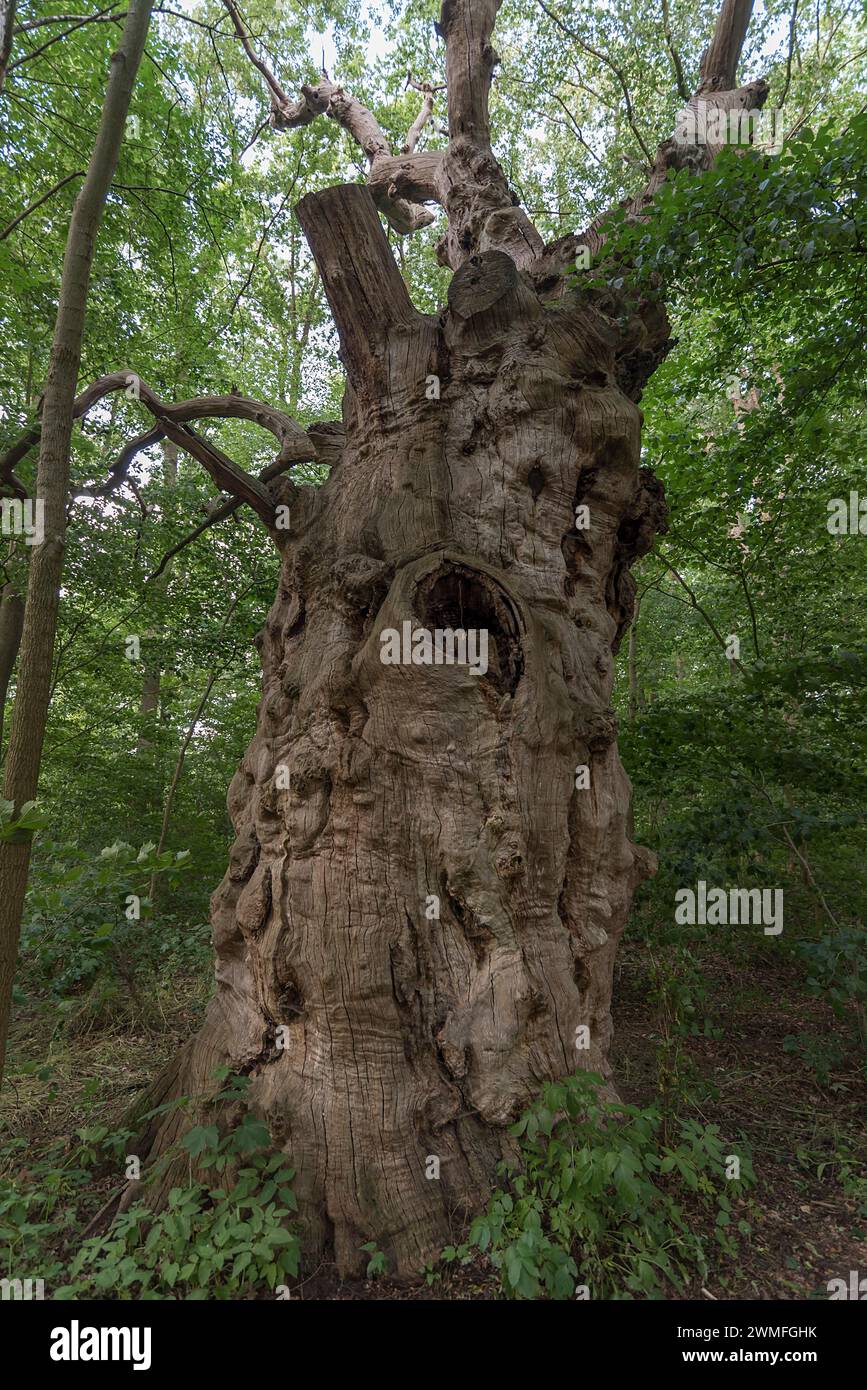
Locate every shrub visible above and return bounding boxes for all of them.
[0,1076,300,1300]
[18,840,203,1028]
[463,1070,755,1299]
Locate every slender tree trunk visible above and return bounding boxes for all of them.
[148,673,218,902]
[0,0,15,94]
[148,588,245,902]
[288,271,320,413]
[137,662,163,746]
[0,0,154,1086]
[0,582,24,757]
[137,440,177,756]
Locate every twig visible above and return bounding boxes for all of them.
[0,170,84,241]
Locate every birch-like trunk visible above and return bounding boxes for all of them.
[0,0,154,1083]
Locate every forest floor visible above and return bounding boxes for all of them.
[3,933,865,1301]
[610,937,867,1302]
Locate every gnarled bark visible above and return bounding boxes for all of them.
[120,0,760,1281]
[128,186,664,1277]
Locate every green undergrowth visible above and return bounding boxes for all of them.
[436,1070,756,1300]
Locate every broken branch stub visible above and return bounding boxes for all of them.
[295,184,425,384]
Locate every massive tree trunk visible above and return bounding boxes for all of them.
[123,0,761,1280]
[129,183,665,1277]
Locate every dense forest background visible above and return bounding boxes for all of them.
[1,0,865,1300]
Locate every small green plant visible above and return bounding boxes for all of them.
[793,927,867,1049]
[0,1171,75,1289]
[794,1128,867,1220]
[1,1075,301,1300]
[0,1125,136,1288]
[361,1241,388,1279]
[421,1258,439,1287]
[58,1158,299,1299]
[19,840,198,1030]
[467,1070,755,1300]
[0,798,50,844]
[783,1031,848,1086]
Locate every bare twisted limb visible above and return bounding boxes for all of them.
[0,371,324,524]
[221,0,438,236]
[224,0,764,287]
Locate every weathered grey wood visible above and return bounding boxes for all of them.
[295,184,425,383]
[120,0,762,1283]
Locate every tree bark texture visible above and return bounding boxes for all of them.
[129,185,666,1278]
[0,0,14,94]
[110,0,759,1280]
[0,582,24,757]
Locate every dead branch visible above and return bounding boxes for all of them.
[435,0,544,268]
[295,185,422,378]
[402,73,446,154]
[698,0,754,91]
[222,0,438,236]
[146,421,343,581]
[1,372,319,523]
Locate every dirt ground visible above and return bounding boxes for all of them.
[4,932,865,1301]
